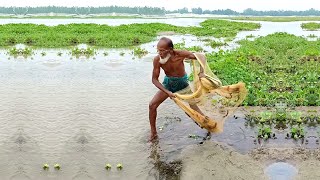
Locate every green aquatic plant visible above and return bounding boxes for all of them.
[185,46,204,52]
[43,164,49,170]
[301,22,320,31]
[8,45,33,58]
[0,20,260,48]
[288,125,305,140]
[259,111,273,124]
[175,43,204,52]
[224,37,234,42]
[174,42,186,50]
[206,32,320,106]
[246,34,255,38]
[6,37,17,45]
[200,38,211,42]
[105,163,112,170]
[54,164,60,170]
[71,45,95,58]
[257,125,274,140]
[132,47,148,57]
[206,40,227,48]
[289,111,303,124]
[103,51,109,56]
[117,163,123,170]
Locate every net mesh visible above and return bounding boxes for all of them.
[173,53,248,133]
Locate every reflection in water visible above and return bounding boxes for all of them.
[42,59,62,68]
[60,129,107,180]
[0,128,44,180]
[265,162,298,180]
[148,140,183,180]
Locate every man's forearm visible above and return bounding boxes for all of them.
[185,55,205,73]
[199,66,204,73]
[152,79,170,94]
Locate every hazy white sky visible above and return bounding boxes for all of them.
[1,0,319,12]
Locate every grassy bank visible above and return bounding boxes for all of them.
[0,20,260,48]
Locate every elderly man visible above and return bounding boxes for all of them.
[149,37,205,141]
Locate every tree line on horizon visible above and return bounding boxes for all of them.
[1,6,320,16]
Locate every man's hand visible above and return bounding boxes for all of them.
[198,72,205,78]
[167,91,176,99]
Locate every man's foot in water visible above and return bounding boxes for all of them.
[149,133,158,142]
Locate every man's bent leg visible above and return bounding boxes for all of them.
[149,90,168,141]
[189,103,212,138]
[189,103,212,139]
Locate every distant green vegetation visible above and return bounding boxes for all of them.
[229,16,320,22]
[0,20,260,48]
[0,6,165,15]
[0,15,143,19]
[301,22,320,31]
[2,6,320,16]
[3,15,320,22]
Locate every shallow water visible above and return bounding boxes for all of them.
[233,20,320,37]
[0,18,319,179]
[265,162,298,180]
[0,18,207,27]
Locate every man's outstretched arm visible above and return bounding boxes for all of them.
[178,50,197,60]
[179,50,205,74]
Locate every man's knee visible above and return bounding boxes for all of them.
[149,101,159,111]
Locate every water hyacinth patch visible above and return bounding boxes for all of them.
[0,20,260,48]
[71,44,95,58]
[8,44,33,58]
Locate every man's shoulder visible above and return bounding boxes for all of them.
[174,50,195,59]
[153,55,160,65]
[153,55,160,61]
[176,49,193,55]
[175,49,189,54]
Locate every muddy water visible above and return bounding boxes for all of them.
[0,19,319,179]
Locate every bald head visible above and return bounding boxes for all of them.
[157,37,174,50]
